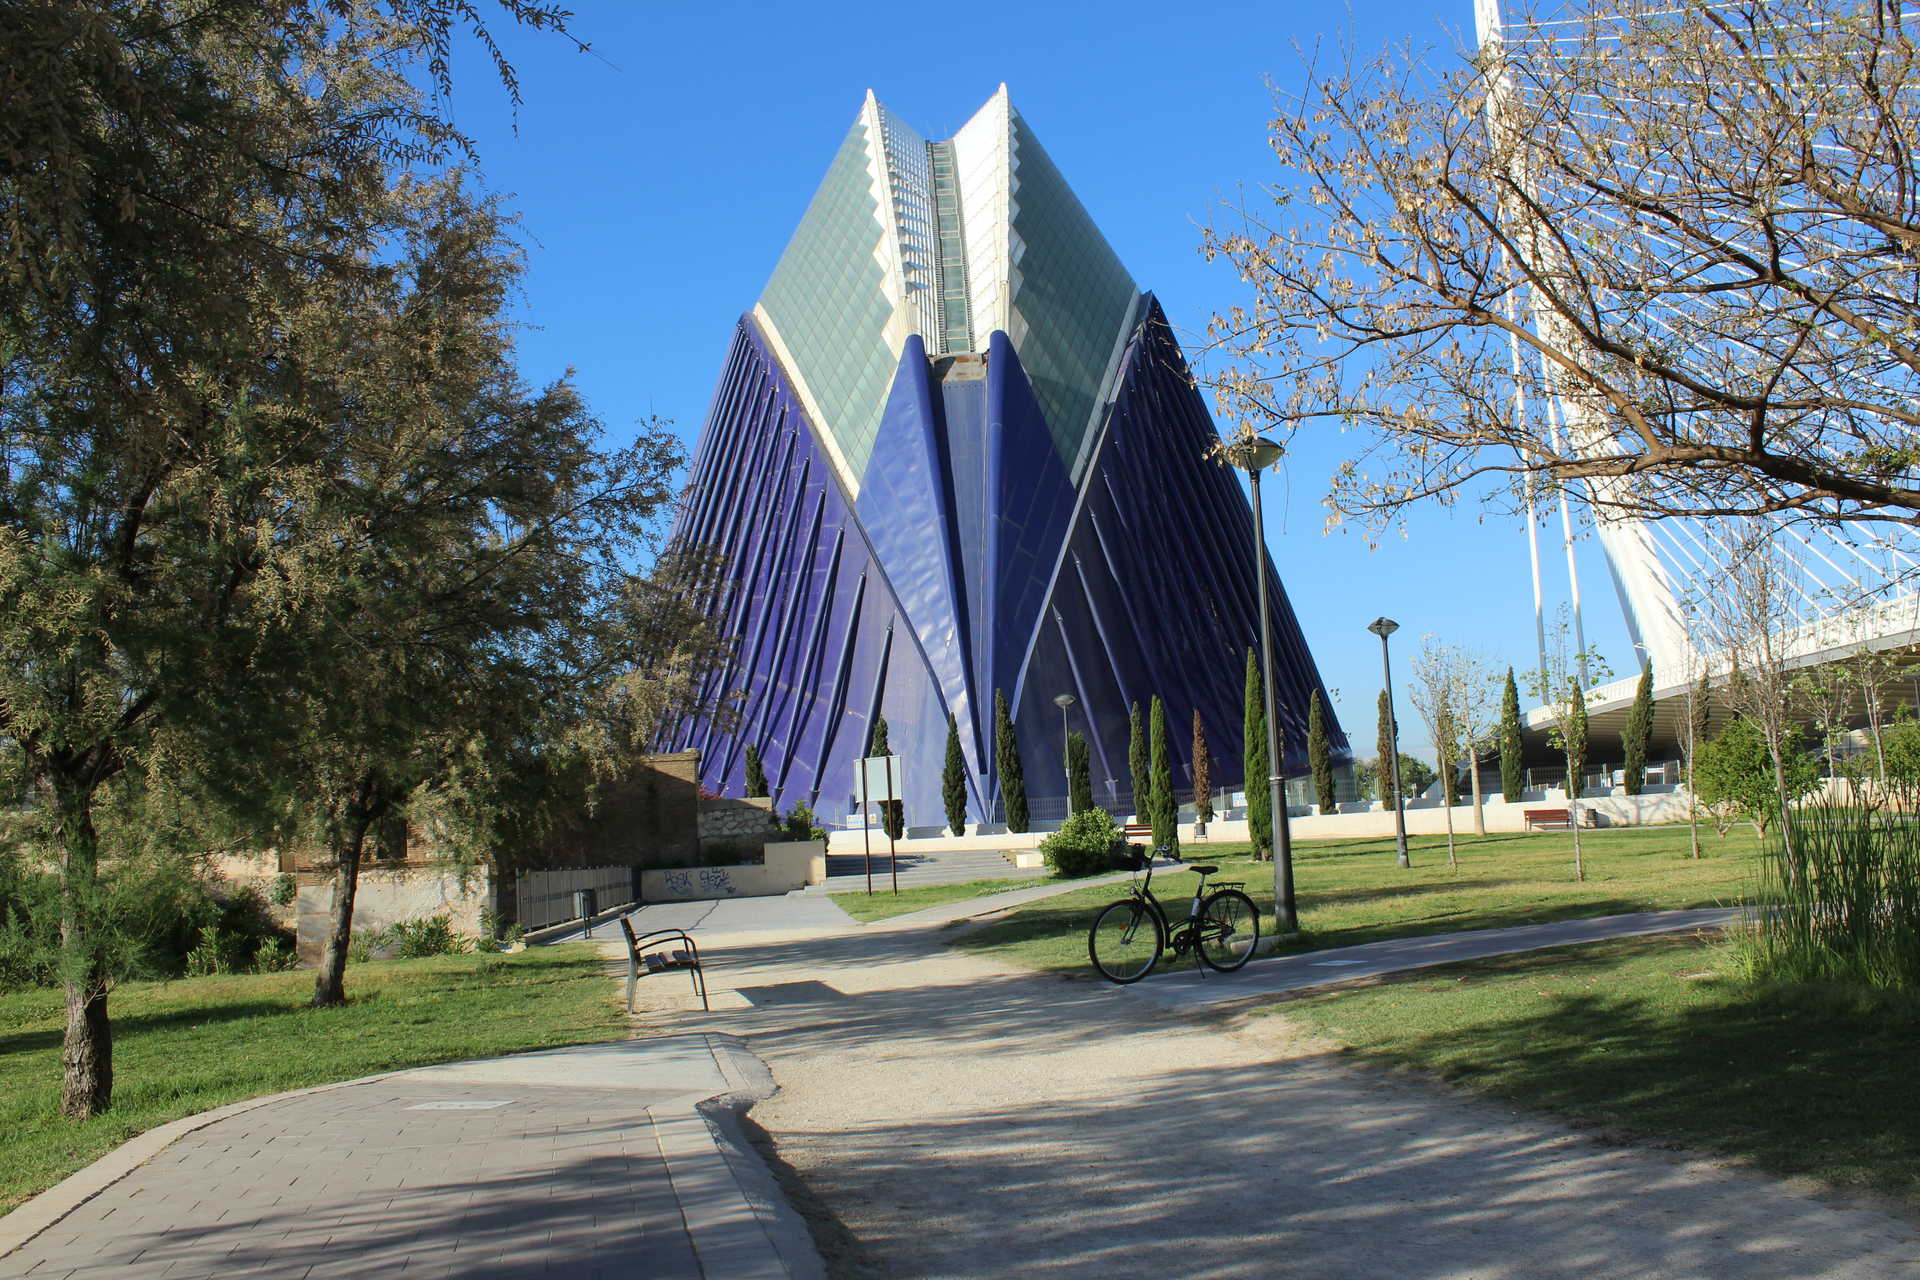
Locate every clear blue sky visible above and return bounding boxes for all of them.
[446,0,1634,764]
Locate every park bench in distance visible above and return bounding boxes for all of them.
[1523,807,1596,832]
[617,916,709,1012]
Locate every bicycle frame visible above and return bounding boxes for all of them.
[1121,855,1219,954]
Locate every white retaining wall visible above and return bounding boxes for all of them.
[639,840,827,902]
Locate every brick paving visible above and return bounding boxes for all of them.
[0,1077,697,1280]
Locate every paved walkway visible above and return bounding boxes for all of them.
[6,884,1915,1279]
[618,892,1920,1278]
[0,1038,822,1280]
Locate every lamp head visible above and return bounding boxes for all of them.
[1224,434,1285,472]
[1367,617,1400,639]
[1053,693,1076,710]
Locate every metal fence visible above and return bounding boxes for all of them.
[516,865,637,931]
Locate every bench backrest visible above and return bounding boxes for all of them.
[618,915,638,950]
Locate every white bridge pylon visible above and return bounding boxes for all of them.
[1474,0,1920,711]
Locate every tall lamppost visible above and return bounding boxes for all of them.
[1053,692,1076,812]
[1368,616,1411,868]
[1225,434,1296,934]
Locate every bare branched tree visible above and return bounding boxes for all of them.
[1688,529,1813,859]
[1206,0,1920,533]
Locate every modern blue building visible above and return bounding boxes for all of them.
[663,88,1347,827]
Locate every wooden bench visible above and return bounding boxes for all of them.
[618,916,709,1012]
[1122,822,1153,843]
[1523,807,1595,832]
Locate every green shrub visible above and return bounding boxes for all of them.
[347,929,385,964]
[1040,808,1120,878]
[389,914,468,958]
[783,804,828,842]
[0,851,292,991]
[270,873,298,907]
[252,937,299,972]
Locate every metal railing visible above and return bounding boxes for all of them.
[516,865,637,931]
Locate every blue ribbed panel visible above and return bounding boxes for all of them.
[854,338,982,781]
[666,301,1345,830]
[662,318,977,826]
[1011,296,1349,816]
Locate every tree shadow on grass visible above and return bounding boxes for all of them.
[1301,938,1920,1200]
[0,999,302,1058]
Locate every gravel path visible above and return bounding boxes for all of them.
[621,898,1920,1279]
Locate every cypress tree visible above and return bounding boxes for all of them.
[995,689,1029,833]
[1687,670,1711,785]
[867,715,903,838]
[1499,667,1525,801]
[1150,695,1178,855]
[743,743,768,798]
[1565,680,1588,881]
[942,713,968,836]
[1376,690,1399,810]
[1128,700,1148,820]
[1191,710,1213,826]
[1621,663,1654,795]
[1308,689,1335,814]
[1066,731,1093,814]
[1243,648,1271,858]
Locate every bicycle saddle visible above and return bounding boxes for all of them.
[1188,864,1218,876]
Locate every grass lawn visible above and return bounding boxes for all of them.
[954,825,1763,975]
[0,945,626,1215]
[830,875,1051,922]
[1268,934,1920,1202]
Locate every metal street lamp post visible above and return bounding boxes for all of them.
[1368,616,1411,868]
[1053,692,1076,812]
[1226,434,1296,934]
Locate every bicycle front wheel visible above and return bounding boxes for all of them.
[1198,889,1260,972]
[1088,900,1164,984]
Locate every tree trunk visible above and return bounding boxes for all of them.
[1443,781,1457,869]
[54,776,112,1119]
[313,778,379,1008]
[1772,749,1797,868]
[1468,739,1486,836]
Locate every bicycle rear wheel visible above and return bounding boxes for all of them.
[1088,900,1164,983]
[1198,889,1259,972]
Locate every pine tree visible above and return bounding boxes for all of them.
[942,713,968,836]
[995,689,1029,833]
[1376,690,1399,810]
[1150,696,1178,855]
[1499,667,1525,802]
[1621,663,1654,796]
[1243,649,1272,859]
[1308,690,1335,814]
[1128,701,1148,821]
[867,715,903,838]
[743,743,768,798]
[1067,731,1093,814]
[1191,710,1213,826]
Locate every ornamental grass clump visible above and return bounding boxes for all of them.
[1735,802,1920,991]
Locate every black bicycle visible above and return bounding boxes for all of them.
[1087,846,1260,983]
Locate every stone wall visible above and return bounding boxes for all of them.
[695,794,780,857]
[294,863,494,965]
[540,749,703,869]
